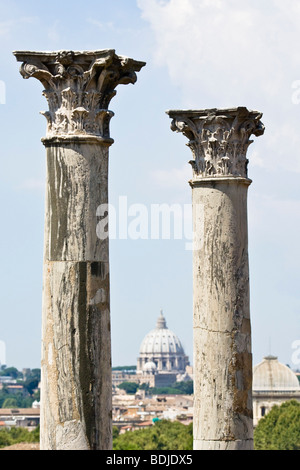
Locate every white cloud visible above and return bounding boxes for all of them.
[48,19,61,43]
[0,17,37,38]
[137,0,294,102]
[86,19,115,31]
[137,0,300,173]
[249,150,266,169]
[249,193,300,227]
[86,18,141,36]
[151,164,191,190]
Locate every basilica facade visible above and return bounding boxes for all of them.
[112,311,191,388]
[136,311,190,375]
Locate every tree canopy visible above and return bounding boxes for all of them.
[118,382,139,394]
[113,420,193,450]
[118,380,193,396]
[0,367,22,379]
[0,426,39,449]
[254,400,300,450]
[148,381,193,395]
[0,367,41,408]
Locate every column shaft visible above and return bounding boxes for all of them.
[193,179,252,450]
[40,141,111,449]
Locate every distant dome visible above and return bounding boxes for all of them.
[139,311,184,356]
[253,355,300,391]
[137,311,189,374]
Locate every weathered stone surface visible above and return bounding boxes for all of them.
[41,260,111,450]
[194,439,253,450]
[192,183,253,444]
[167,107,264,180]
[44,142,109,262]
[14,50,145,450]
[167,107,264,450]
[14,50,145,141]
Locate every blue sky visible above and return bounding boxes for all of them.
[0,0,299,371]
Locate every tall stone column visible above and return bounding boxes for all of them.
[14,50,145,450]
[167,107,264,450]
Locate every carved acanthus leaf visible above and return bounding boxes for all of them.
[14,50,146,140]
[167,108,264,179]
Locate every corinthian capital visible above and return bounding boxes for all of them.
[14,49,145,142]
[167,107,264,180]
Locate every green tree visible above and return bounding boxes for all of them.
[0,367,21,379]
[30,369,41,380]
[118,382,139,394]
[23,368,41,396]
[0,388,10,407]
[139,383,149,391]
[2,397,18,408]
[113,420,193,450]
[0,367,41,409]
[0,426,39,448]
[113,426,120,440]
[0,389,37,409]
[144,381,194,396]
[140,380,194,395]
[254,400,300,450]
[23,378,39,396]
[172,381,193,394]
[148,386,179,395]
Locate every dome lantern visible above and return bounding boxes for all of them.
[156,310,167,329]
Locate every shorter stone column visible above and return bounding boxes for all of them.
[167,107,264,450]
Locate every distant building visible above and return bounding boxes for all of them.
[0,408,40,429]
[112,311,191,388]
[136,311,190,387]
[253,355,300,426]
[137,311,189,374]
[112,392,193,430]
[0,376,17,385]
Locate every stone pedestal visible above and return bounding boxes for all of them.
[167,108,264,450]
[14,50,145,450]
